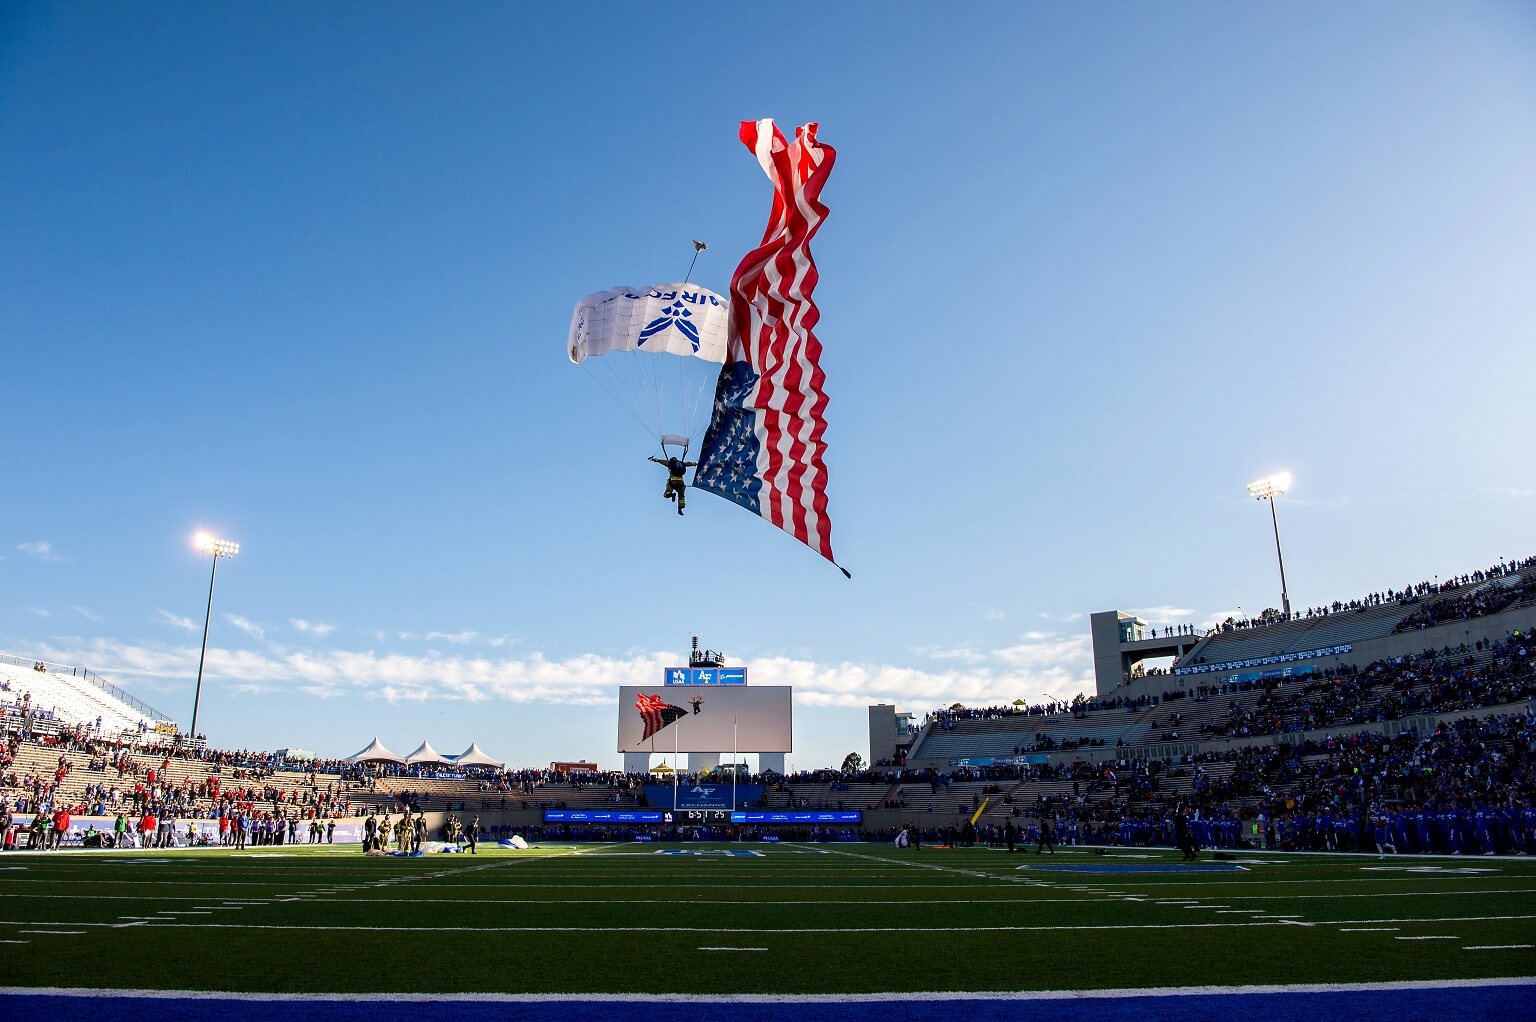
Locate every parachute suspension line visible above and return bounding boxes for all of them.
[581,359,657,442]
[674,242,709,438]
[594,354,646,436]
[614,343,661,441]
[646,342,666,438]
[675,358,686,438]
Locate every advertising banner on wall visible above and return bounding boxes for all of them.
[641,783,765,809]
[5,815,367,848]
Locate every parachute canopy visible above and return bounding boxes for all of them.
[568,283,731,450]
[568,284,729,364]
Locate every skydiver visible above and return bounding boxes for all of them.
[648,454,698,515]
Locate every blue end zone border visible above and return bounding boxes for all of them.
[3,981,1533,1022]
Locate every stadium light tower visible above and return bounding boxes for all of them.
[188,532,239,744]
[1245,472,1292,618]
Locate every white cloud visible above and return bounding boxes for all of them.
[1126,605,1195,623]
[156,609,199,631]
[27,607,51,618]
[74,606,103,623]
[912,645,988,664]
[1039,611,1084,623]
[982,608,1006,622]
[290,618,336,637]
[30,631,1095,716]
[1202,608,1244,628]
[425,630,479,644]
[17,540,60,560]
[224,614,266,641]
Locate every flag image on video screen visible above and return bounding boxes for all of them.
[617,685,791,753]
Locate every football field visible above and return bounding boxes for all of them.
[1,842,1532,1017]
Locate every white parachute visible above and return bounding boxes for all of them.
[568,283,730,455]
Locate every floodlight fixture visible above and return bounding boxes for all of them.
[188,531,241,743]
[195,532,240,558]
[1246,472,1292,501]
[1245,472,1292,618]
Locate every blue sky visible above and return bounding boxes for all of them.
[4,3,1534,769]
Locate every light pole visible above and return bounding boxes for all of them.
[189,532,239,745]
[1245,472,1292,618]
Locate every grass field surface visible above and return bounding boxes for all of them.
[1,842,1533,997]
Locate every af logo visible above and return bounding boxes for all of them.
[636,300,701,352]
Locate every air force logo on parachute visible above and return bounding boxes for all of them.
[567,286,729,364]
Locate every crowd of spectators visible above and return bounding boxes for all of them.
[1209,628,1533,739]
[1206,555,1534,635]
[1395,571,1536,633]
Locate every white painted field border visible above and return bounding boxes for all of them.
[0,878,1188,890]
[0,918,1478,934]
[4,910,1530,934]
[0,892,1267,907]
[1396,936,1460,941]
[1043,875,1523,890]
[2,977,1535,1002]
[786,843,1019,883]
[1339,927,1399,932]
[1464,945,1533,950]
[1075,846,1536,863]
[18,929,84,935]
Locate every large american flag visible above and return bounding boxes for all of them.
[635,693,687,742]
[695,120,847,577]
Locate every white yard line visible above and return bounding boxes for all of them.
[2,978,1535,1002]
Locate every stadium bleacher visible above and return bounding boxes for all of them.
[2,552,1533,856]
[1181,558,1536,670]
[0,654,175,744]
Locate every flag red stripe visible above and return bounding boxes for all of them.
[727,119,838,565]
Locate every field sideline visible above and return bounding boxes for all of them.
[1,841,1532,1014]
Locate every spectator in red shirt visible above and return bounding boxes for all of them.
[51,808,70,850]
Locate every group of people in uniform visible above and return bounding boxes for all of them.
[362,810,481,854]
[363,810,426,853]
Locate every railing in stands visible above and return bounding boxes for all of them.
[0,651,176,726]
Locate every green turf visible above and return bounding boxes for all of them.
[2,843,1533,993]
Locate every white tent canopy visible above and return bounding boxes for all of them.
[348,737,404,764]
[404,740,452,766]
[452,742,504,769]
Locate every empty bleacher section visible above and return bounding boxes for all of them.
[904,701,1161,765]
[0,654,177,745]
[1177,557,1536,676]
[1179,601,1407,667]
